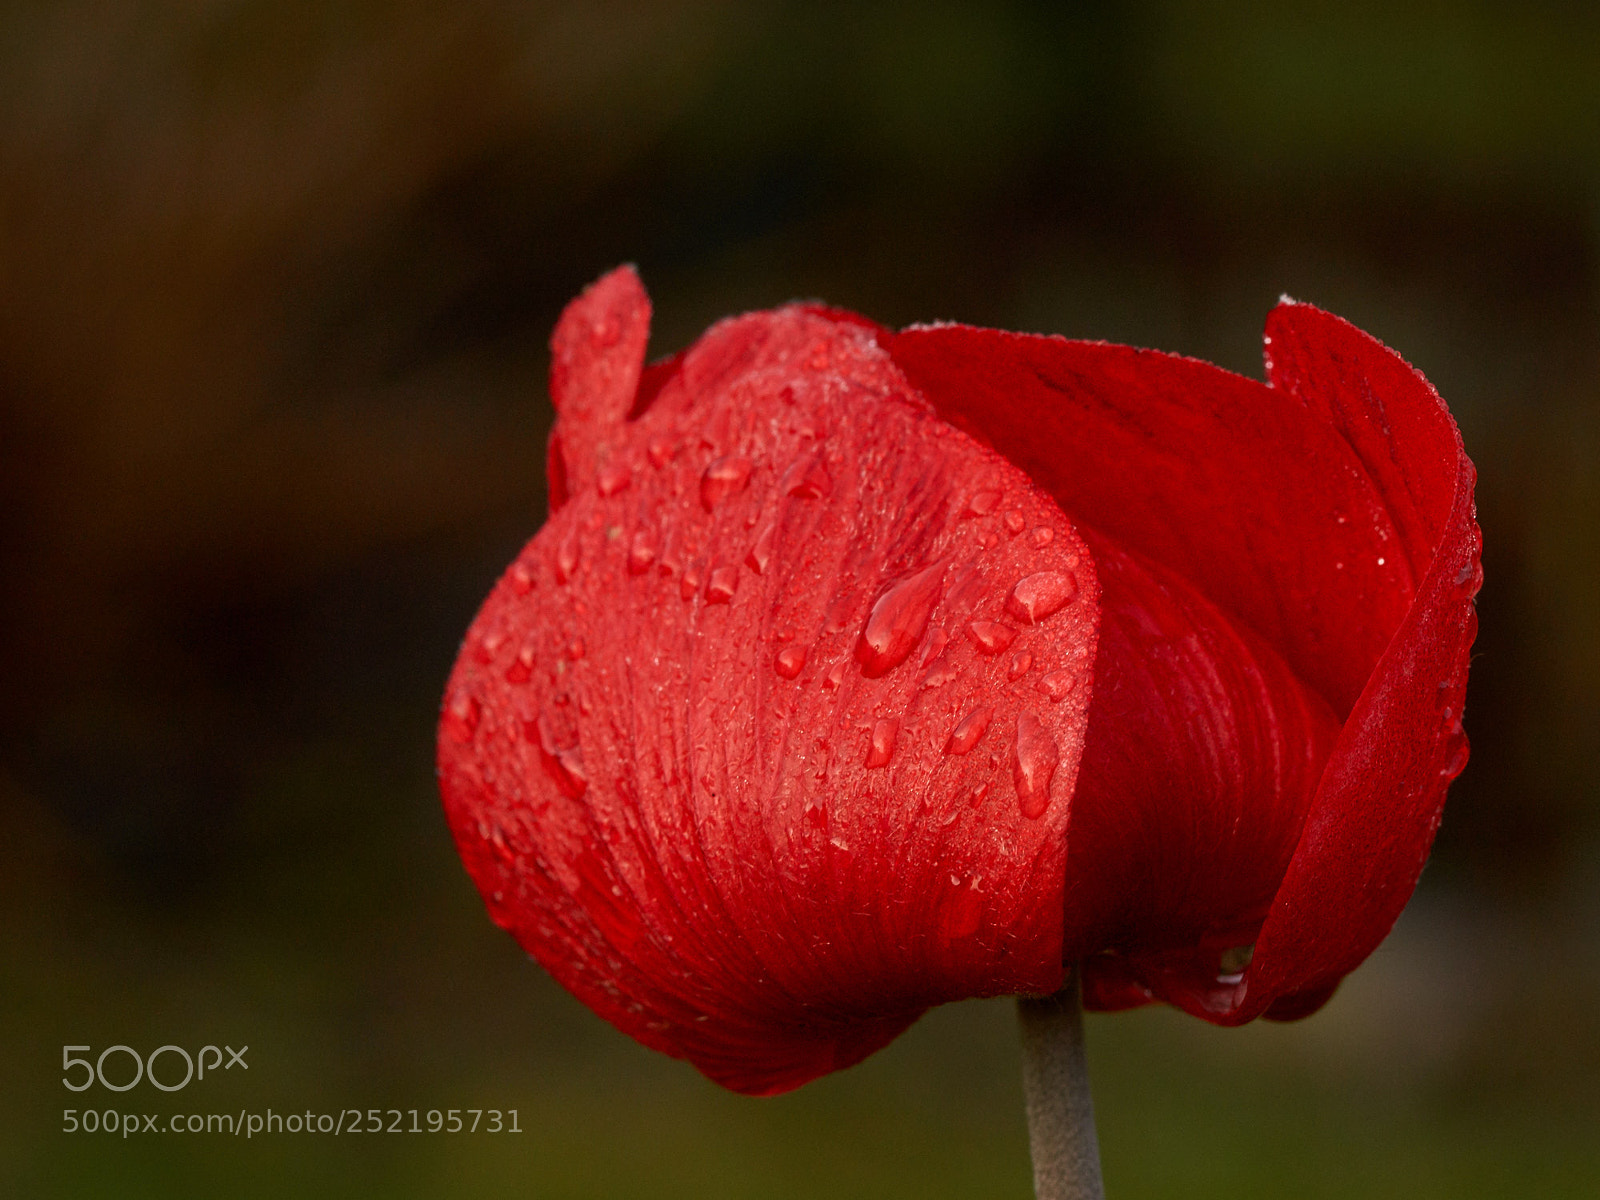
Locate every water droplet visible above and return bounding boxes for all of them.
[823,660,847,691]
[963,489,1002,518]
[705,565,739,604]
[534,712,588,799]
[945,706,994,756]
[855,561,947,677]
[596,461,632,496]
[1030,527,1054,547]
[1036,670,1075,702]
[805,803,827,831]
[1014,712,1059,818]
[1007,651,1033,680]
[508,563,534,595]
[565,637,586,661]
[967,620,1016,654]
[1440,737,1469,780]
[1377,556,1387,566]
[556,530,580,583]
[474,629,505,664]
[746,521,776,574]
[774,645,807,679]
[443,691,480,743]
[647,437,675,468]
[1003,509,1026,534]
[701,456,753,510]
[1006,571,1079,623]
[920,627,949,666]
[628,530,657,574]
[865,718,899,768]
[681,562,704,601]
[505,646,535,684]
[1218,944,1254,980]
[921,657,958,689]
[978,530,999,550]
[780,452,832,499]
[969,781,990,807]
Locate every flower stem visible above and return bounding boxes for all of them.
[1017,968,1105,1200]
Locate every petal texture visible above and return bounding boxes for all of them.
[439,278,1100,1094]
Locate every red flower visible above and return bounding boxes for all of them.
[438,266,1480,1095]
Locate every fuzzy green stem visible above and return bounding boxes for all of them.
[1017,969,1106,1200]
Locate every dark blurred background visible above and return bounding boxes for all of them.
[3,2,1597,1196]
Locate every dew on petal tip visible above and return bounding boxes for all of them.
[747,521,776,574]
[596,462,632,496]
[945,706,994,756]
[1036,670,1075,701]
[774,645,807,679]
[967,620,1016,655]
[855,561,947,677]
[866,718,899,768]
[1013,711,1059,818]
[701,456,753,510]
[1006,571,1078,623]
[705,565,739,604]
[1007,651,1033,680]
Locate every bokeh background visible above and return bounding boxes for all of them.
[3,2,1598,1196]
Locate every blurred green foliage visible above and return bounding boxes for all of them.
[2,1,1598,1196]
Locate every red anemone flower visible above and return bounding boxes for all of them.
[438,266,1480,1096]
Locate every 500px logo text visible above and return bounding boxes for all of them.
[63,1045,248,1092]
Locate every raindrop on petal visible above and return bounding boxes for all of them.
[746,521,776,574]
[1036,670,1076,702]
[596,462,632,496]
[963,489,1002,517]
[1006,572,1079,623]
[1013,711,1059,819]
[628,530,657,574]
[774,645,807,679]
[443,691,480,743]
[705,565,739,604]
[701,456,753,510]
[945,706,994,756]
[865,718,899,768]
[856,561,947,677]
[967,620,1016,655]
[556,530,580,583]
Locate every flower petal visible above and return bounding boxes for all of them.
[440,286,1101,1093]
[547,265,652,506]
[888,325,1409,718]
[1235,303,1480,1021]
